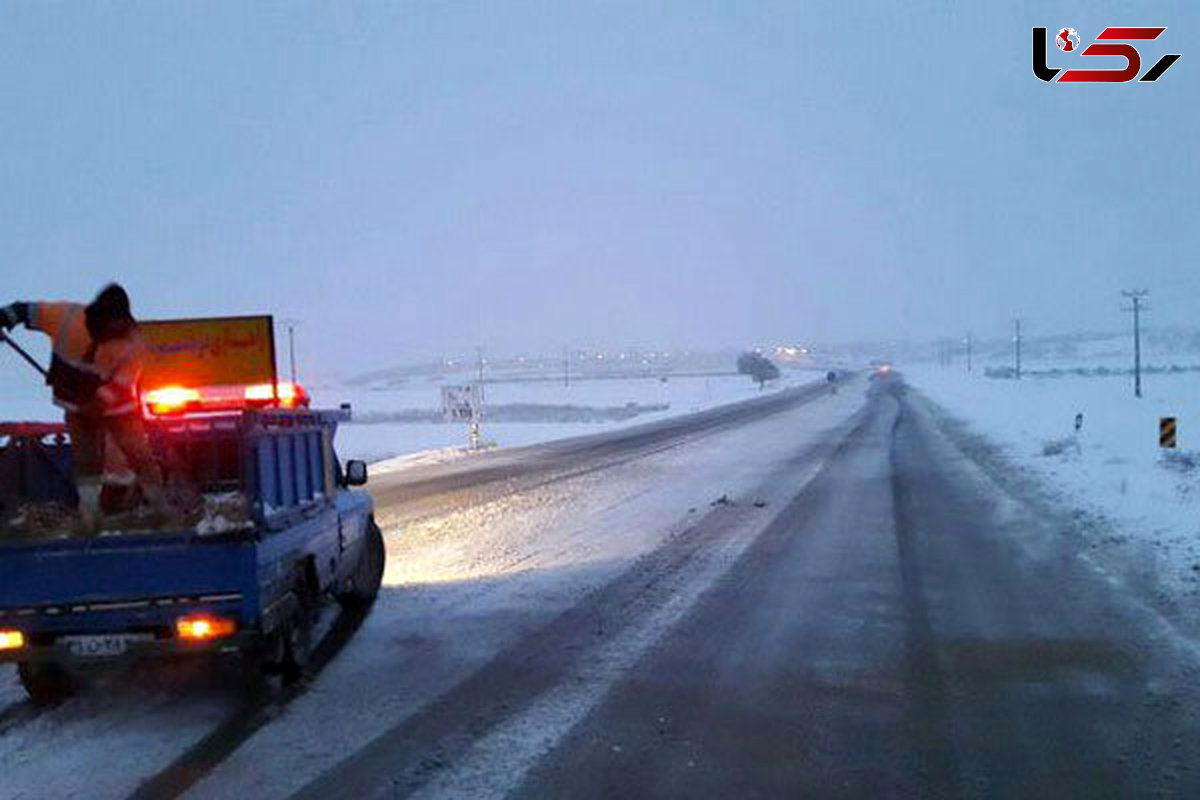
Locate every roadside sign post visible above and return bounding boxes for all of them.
[441,385,484,449]
[1160,417,1177,449]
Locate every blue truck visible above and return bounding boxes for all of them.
[0,331,384,706]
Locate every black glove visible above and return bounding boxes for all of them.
[1,302,28,331]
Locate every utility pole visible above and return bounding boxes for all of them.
[1013,318,1022,380]
[288,325,297,383]
[277,318,301,384]
[563,347,570,387]
[471,345,485,450]
[966,331,973,372]
[1121,290,1149,398]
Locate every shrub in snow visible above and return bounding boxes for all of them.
[1160,450,1199,474]
[737,352,780,388]
[1041,437,1078,458]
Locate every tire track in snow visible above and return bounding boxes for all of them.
[127,602,373,800]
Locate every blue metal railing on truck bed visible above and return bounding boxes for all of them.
[1,407,348,533]
[0,423,77,510]
[240,409,339,528]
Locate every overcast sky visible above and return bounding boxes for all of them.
[2,1,1197,375]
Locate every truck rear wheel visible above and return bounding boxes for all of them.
[279,561,320,686]
[255,591,314,688]
[338,519,385,610]
[18,662,75,707]
[279,604,313,686]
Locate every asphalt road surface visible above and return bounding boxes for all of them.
[286,371,1200,799]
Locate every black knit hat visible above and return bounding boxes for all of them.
[85,283,135,338]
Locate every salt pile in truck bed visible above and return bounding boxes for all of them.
[0,421,254,538]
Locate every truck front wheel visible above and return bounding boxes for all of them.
[18,662,75,707]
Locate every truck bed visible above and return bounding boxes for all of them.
[0,406,373,689]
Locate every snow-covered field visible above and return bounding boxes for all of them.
[1,359,818,466]
[307,371,815,463]
[909,364,1200,611]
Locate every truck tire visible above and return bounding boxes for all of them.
[18,662,75,707]
[223,643,273,696]
[279,563,320,686]
[338,519,385,610]
[279,606,312,686]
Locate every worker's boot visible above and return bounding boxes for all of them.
[75,479,102,537]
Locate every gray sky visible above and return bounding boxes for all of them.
[2,1,1197,374]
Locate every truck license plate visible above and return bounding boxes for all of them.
[61,634,150,658]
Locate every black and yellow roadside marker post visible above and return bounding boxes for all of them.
[1160,417,1177,449]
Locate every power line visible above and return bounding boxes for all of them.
[1121,290,1150,398]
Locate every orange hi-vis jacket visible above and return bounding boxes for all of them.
[28,302,145,417]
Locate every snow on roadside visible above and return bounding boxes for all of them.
[368,446,477,475]
[183,381,867,800]
[909,365,1200,612]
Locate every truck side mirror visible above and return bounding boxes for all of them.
[345,460,368,487]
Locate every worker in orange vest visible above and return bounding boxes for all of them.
[1,284,171,533]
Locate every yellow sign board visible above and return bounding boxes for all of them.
[139,316,276,389]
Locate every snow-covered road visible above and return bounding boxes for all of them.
[294,370,1200,798]
[8,369,1200,798]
